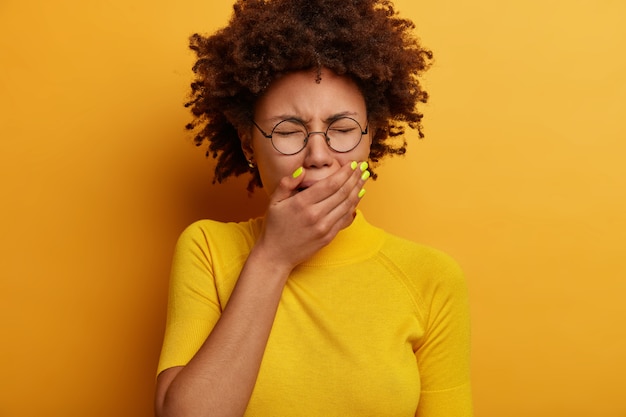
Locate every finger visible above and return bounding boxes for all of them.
[325,161,371,220]
[300,161,369,235]
[297,161,359,206]
[270,166,306,203]
[313,160,369,213]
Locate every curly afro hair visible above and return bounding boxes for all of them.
[185,0,433,191]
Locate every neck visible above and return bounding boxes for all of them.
[297,210,385,267]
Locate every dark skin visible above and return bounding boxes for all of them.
[155,162,369,417]
[156,67,373,417]
[185,0,432,190]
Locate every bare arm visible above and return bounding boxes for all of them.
[155,162,368,417]
[156,246,291,417]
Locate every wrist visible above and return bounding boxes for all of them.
[247,243,295,283]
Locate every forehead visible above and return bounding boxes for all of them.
[253,69,366,121]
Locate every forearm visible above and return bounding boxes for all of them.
[158,247,291,417]
[156,163,367,417]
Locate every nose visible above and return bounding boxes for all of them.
[303,131,333,168]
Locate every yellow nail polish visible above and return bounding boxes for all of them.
[359,161,369,172]
[350,161,358,170]
[292,167,303,178]
[358,188,366,198]
[361,170,370,181]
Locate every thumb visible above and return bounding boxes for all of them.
[271,166,305,203]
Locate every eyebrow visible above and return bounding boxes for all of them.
[266,111,361,125]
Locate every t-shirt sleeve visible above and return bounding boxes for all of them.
[156,222,223,376]
[414,252,473,417]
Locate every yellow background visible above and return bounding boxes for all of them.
[1,0,625,416]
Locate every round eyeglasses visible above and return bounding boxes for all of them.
[252,117,369,155]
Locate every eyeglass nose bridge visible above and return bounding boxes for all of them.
[304,130,331,144]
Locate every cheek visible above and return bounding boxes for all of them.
[256,157,300,195]
[357,135,372,160]
[258,168,280,197]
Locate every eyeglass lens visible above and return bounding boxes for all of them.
[271,117,364,155]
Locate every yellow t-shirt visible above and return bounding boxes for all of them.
[157,211,472,416]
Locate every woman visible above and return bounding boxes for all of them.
[155,0,472,416]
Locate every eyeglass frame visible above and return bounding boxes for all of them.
[251,116,369,155]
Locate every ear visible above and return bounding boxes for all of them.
[239,127,255,163]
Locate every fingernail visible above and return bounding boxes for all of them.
[359,161,369,172]
[292,167,303,178]
[361,170,370,181]
[350,161,358,170]
[358,188,366,198]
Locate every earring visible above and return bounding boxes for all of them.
[247,159,255,169]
